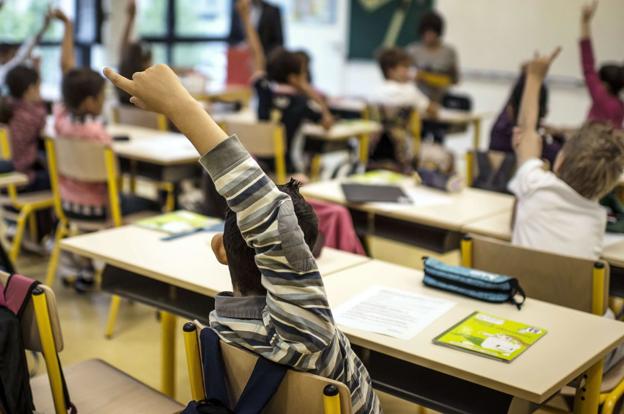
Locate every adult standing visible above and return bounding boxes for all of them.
[228,0,284,56]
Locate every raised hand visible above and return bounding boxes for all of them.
[49,8,69,23]
[581,0,598,24]
[127,0,137,17]
[104,64,195,117]
[526,47,562,80]
[236,0,251,20]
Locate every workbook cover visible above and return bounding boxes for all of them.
[433,312,547,363]
[136,211,213,235]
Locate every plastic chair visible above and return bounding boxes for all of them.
[44,137,158,339]
[182,322,352,414]
[0,126,54,263]
[0,272,183,413]
[461,235,624,414]
[223,120,287,184]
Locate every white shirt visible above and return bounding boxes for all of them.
[508,158,606,260]
[372,79,430,110]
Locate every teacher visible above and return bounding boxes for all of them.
[228,0,284,56]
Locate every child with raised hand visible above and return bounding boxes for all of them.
[104,64,382,413]
[237,0,334,175]
[580,0,624,128]
[118,0,152,105]
[510,47,624,261]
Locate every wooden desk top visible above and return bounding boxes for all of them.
[602,240,624,268]
[302,120,381,141]
[323,260,624,403]
[301,179,514,232]
[425,109,491,125]
[107,124,199,166]
[0,172,28,188]
[462,211,513,241]
[60,224,370,297]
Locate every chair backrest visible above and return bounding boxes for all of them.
[223,120,286,183]
[0,272,63,352]
[463,235,608,314]
[183,323,352,414]
[52,137,112,182]
[112,106,168,131]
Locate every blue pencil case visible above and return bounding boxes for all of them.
[423,257,526,309]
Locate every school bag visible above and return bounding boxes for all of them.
[182,328,287,414]
[423,257,526,309]
[0,274,76,414]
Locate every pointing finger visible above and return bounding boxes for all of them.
[103,67,136,95]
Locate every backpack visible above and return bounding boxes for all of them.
[0,274,76,414]
[182,328,287,414]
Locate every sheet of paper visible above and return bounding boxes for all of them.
[370,186,454,211]
[334,286,455,340]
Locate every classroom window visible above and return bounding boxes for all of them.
[137,0,168,38]
[174,0,231,38]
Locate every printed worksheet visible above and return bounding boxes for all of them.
[334,286,455,340]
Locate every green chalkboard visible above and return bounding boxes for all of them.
[348,0,434,60]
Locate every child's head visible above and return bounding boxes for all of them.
[266,48,306,86]
[119,42,153,79]
[509,74,549,126]
[61,68,106,116]
[293,50,312,83]
[377,47,412,83]
[554,122,624,200]
[418,11,444,47]
[6,65,40,102]
[598,63,624,96]
[211,179,319,296]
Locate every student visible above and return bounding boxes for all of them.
[509,47,624,262]
[238,0,333,174]
[489,70,564,166]
[372,47,437,172]
[117,0,152,105]
[2,65,48,192]
[229,0,284,56]
[104,64,382,414]
[406,10,459,104]
[0,8,51,86]
[579,0,624,128]
[53,9,157,290]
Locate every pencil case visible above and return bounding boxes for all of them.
[423,257,526,309]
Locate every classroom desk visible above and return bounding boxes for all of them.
[60,224,370,398]
[425,109,490,149]
[301,179,515,252]
[324,260,624,413]
[462,211,513,242]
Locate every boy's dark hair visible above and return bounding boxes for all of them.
[222,179,319,296]
[419,11,444,37]
[118,42,152,104]
[598,63,624,96]
[293,50,312,83]
[61,68,106,112]
[509,74,549,126]
[266,47,304,84]
[377,47,412,79]
[5,65,39,99]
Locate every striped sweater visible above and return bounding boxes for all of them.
[200,136,381,414]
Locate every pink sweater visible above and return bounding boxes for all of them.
[580,38,624,128]
[54,105,112,208]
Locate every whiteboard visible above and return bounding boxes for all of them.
[437,0,624,80]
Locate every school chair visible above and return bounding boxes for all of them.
[461,235,624,414]
[182,322,352,414]
[223,120,287,184]
[464,150,516,190]
[0,126,54,263]
[111,105,168,131]
[44,137,159,339]
[1,272,184,413]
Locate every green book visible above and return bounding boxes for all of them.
[349,170,407,185]
[136,211,213,235]
[434,312,547,363]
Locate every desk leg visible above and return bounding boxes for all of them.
[472,119,481,150]
[161,311,177,398]
[358,134,369,166]
[573,360,603,414]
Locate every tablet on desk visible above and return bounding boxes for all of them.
[341,183,411,204]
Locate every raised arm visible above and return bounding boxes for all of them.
[52,9,75,74]
[237,0,265,73]
[120,0,137,60]
[104,64,336,354]
[6,11,51,71]
[515,48,560,165]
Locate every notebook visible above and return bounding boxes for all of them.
[341,183,411,204]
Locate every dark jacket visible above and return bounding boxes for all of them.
[229,1,284,55]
